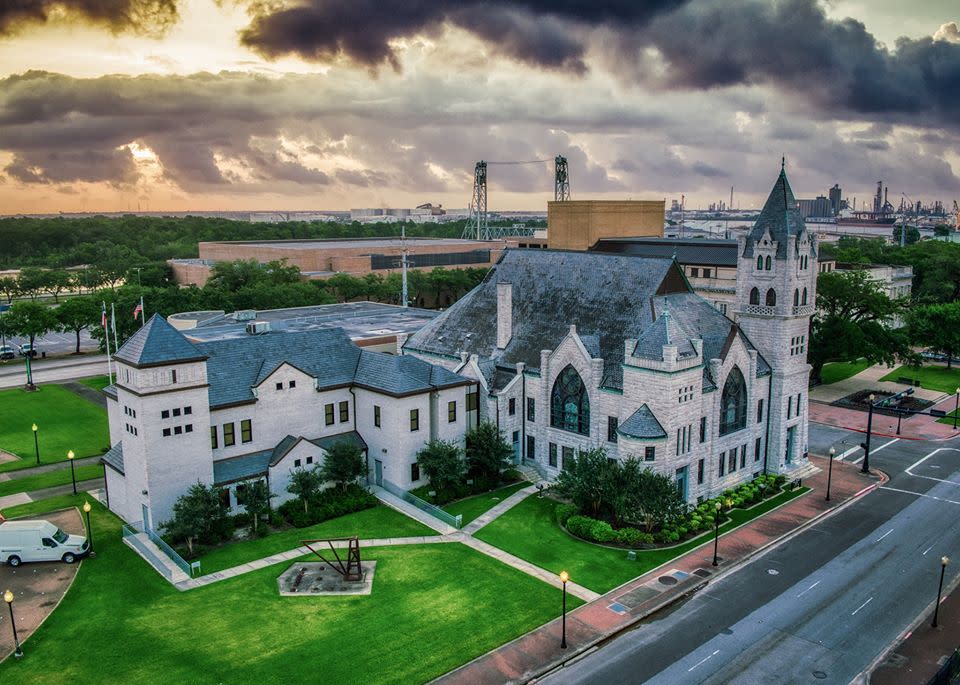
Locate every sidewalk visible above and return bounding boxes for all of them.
[810,398,960,442]
[810,364,945,405]
[462,484,537,535]
[369,484,458,535]
[435,456,879,685]
[0,477,103,510]
[0,454,102,482]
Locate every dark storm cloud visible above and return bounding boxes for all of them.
[0,0,177,36]
[239,0,688,70]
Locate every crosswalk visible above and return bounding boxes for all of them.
[830,437,900,464]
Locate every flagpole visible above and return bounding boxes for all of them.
[140,295,145,327]
[102,301,113,385]
[111,303,118,352]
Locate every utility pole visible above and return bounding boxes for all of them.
[554,156,570,202]
[680,194,685,239]
[401,226,409,308]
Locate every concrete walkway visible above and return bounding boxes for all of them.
[61,380,108,408]
[810,363,946,405]
[0,477,103,510]
[461,484,537,535]
[124,532,190,584]
[369,484,458,535]
[0,455,101,482]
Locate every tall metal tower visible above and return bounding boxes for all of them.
[464,161,488,240]
[555,156,570,202]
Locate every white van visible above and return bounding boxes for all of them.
[0,519,90,566]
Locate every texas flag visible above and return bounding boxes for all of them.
[133,302,143,320]
[101,303,108,328]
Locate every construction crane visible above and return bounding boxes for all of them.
[463,156,570,240]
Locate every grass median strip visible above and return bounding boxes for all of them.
[0,495,578,685]
[0,463,103,498]
[475,487,809,594]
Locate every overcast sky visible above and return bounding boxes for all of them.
[0,0,957,213]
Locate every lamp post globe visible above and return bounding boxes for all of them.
[82,500,94,556]
[559,571,569,649]
[31,423,39,465]
[3,589,23,659]
[953,388,959,431]
[934,556,950,628]
[862,394,877,474]
[826,447,835,501]
[712,501,722,566]
[67,450,77,495]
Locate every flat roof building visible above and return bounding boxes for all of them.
[546,200,664,250]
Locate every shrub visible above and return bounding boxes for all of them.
[689,518,703,531]
[555,503,578,526]
[501,468,523,483]
[565,515,596,540]
[616,527,645,546]
[676,526,688,537]
[277,483,376,528]
[589,519,616,543]
[668,531,680,543]
[703,514,715,524]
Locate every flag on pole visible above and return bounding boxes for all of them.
[101,302,107,328]
[133,302,143,320]
[111,303,118,352]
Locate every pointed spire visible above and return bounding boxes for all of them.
[743,162,806,261]
[113,313,207,368]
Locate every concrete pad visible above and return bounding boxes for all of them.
[0,492,33,509]
[277,561,377,596]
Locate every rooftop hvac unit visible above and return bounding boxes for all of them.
[245,321,271,335]
[234,310,257,321]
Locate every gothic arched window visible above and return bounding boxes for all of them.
[719,366,747,436]
[551,365,590,436]
[764,256,772,270]
[793,289,799,307]
[756,256,763,270]
[765,288,777,306]
[802,287,808,305]
[749,287,760,305]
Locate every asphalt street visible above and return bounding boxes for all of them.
[0,353,109,388]
[544,428,960,685]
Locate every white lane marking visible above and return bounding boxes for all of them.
[838,446,860,460]
[797,580,821,598]
[852,455,865,464]
[688,650,720,672]
[880,486,960,506]
[905,448,960,484]
[876,529,894,542]
[853,437,901,464]
[852,597,874,616]
[923,545,935,556]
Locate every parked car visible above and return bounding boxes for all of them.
[0,345,14,360]
[0,519,90,566]
[18,343,37,358]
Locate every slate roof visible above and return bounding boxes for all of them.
[353,351,466,395]
[618,404,667,440]
[270,435,299,466]
[592,238,739,267]
[633,309,698,361]
[309,431,367,453]
[404,250,690,390]
[113,314,208,368]
[404,249,765,391]
[743,166,816,261]
[213,449,273,485]
[101,442,124,475]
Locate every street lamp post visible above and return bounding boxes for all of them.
[826,447,835,501]
[861,394,876,474]
[3,589,23,659]
[67,450,77,495]
[31,423,39,465]
[896,408,903,436]
[953,388,959,431]
[933,556,950,628]
[712,501,722,566]
[82,500,94,557]
[559,571,569,649]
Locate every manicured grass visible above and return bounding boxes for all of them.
[0,463,103,498]
[76,375,110,392]
[0,384,109,472]
[198,504,438,575]
[937,408,960,426]
[820,358,869,385]
[476,487,809,594]
[0,497,579,684]
[880,364,960,394]
[442,481,530,525]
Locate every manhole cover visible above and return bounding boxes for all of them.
[768,569,780,575]
[813,671,827,679]
[658,575,678,586]
[721,628,733,635]
[694,569,712,578]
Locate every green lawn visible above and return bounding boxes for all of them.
[880,364,960,394]
[198,504,438,575]
[475,487,809,594]
[937,407,960,426]
[0,463,103,498]
[442,481,530,525]
[0,384,109,472]
[75,375,110,392]
[0,497,579,684]
[820,359,869,385]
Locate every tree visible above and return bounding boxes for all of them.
[236,479,273,534]
[465,422,514,488]
[908,302,960,369]
[319,441,366,491]
[6,301,57,352]
[892,225,921,245]
[160,482,227,556]
[809,269,911,383]
[416,439,465,496]
[44,270,73,303]
[0,277,18,304]
[552,447,615,520]
[286,467,324,514]
[934,224,951,237]
[618,459,687,532]
[56,296,99,354]
[16,267,47,300]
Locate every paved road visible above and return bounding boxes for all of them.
[545,429,960,685]
[0,354,109,388]
[2,329,99,356]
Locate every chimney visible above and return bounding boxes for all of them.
[497,282,512,349]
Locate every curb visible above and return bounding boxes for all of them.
[523,471,885,683]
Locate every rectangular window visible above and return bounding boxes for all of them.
[289,380,296,389]
[339,400,349,423]
[173,407,181,417]
[787,396,793,419]
[527,397,535,421]
[645,446,656,462]
[210,426,218,449]
[757,399,764,424]
[719,453,726,477]
[740,444,746,469]
[374,405,381,428]
[562,446,574,470]
[608,416,619,443]
[697,458,704,484]
[325,403,335,426]
[162,427,171,437]
[276,382,283,390]
[294,459,301,469]
[526,435,535,460]
[467,390,479,412]
[728,450,737,473]
[508,398,516,416]
[223,422,235,447]
[755,437,762,462]
[219,489,230,510]
[448,401,457,423]
[306,456,313,465]
[549,443,558,467]
[161,409,170,419]
[241,419,252,443]
[185,424,193,433]
[703,268,712,279]
[410,408,420,432]
[700,416,707,443]
[797,393,802,414]
[411,462,421,482]
[691,267,700,277]
[184,406,192,415]
[174,425,183,435]
[171,370,177,384]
